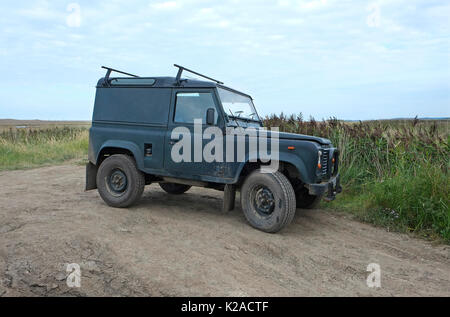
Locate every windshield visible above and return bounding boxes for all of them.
[217,87,260,122]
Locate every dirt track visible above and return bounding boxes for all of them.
[0,164,449,297]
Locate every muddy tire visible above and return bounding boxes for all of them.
[295,187,323,209]
[96,154,145,208]
[159,183,191,195]
[241,170,296,233]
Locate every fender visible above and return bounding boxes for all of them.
[232,151,313,184]
[278,151,313,183]
[97,140,144,170]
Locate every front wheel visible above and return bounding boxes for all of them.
[241,170,296,233]
[96,154,145,208]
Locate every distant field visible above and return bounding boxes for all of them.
[344,118,449,135]
[0,119,91,131]
[0,124,88,171]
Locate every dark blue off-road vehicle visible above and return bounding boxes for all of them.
[86,65,341,233]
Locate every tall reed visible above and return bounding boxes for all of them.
[264,114,449,242]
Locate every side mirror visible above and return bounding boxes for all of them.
[206,108,215,125]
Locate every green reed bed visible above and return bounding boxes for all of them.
[264,114,449,242]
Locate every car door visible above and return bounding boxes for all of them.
[164,88,225,179]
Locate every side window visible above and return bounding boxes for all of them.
[174,92,218,124]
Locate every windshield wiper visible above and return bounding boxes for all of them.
[228,116,262,126]
[247,113,262,123]
[228,109,240,127]
[234,110,244,118]
[246,118,263,123]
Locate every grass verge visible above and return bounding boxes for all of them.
[0,127,89,171]
[324,164,449,242]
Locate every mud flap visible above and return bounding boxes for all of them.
[85,162,98,191]
[222,184,236,213]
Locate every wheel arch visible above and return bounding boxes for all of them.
[96,140,144,170]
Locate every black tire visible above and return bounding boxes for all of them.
[96,154,145,208]
[295,186,323,209]
[159,183,191,195]
[240,170,296,233]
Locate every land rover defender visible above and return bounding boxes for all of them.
[86,65,341,233]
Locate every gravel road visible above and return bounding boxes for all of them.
[0,164,449,296]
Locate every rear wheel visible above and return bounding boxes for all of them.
[159,183,191,195]
[241,170,296,233]
[96,154,145,208]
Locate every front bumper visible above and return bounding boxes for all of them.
[305,174,342,201]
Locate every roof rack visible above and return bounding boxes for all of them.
[174,64,224,85]
[102,66,140,80]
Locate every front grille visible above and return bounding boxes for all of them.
[331,151,339,176]
[321,149,330,178]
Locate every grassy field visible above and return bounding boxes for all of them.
[265,114,449,243]
[0,119,91,131]
[0,117,448,242]
[0,126,89,170]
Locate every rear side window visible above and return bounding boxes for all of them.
[93,88,171,125]
[174,92,218,124]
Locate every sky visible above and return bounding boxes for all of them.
[0,0,449,121]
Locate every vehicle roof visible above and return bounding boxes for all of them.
[96,76,253,99]
[97,76,217,88]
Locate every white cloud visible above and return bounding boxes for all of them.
[18,0,62,20]
[188,7,232,29]
[278,0,330,11]
[215,20,231,28]
[268,34,286,40]
[150,1,179,10]
[278,0,291,6]
[297,0,328,11]
[283,18,305,25]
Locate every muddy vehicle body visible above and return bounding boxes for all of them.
[86,65,342,232]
